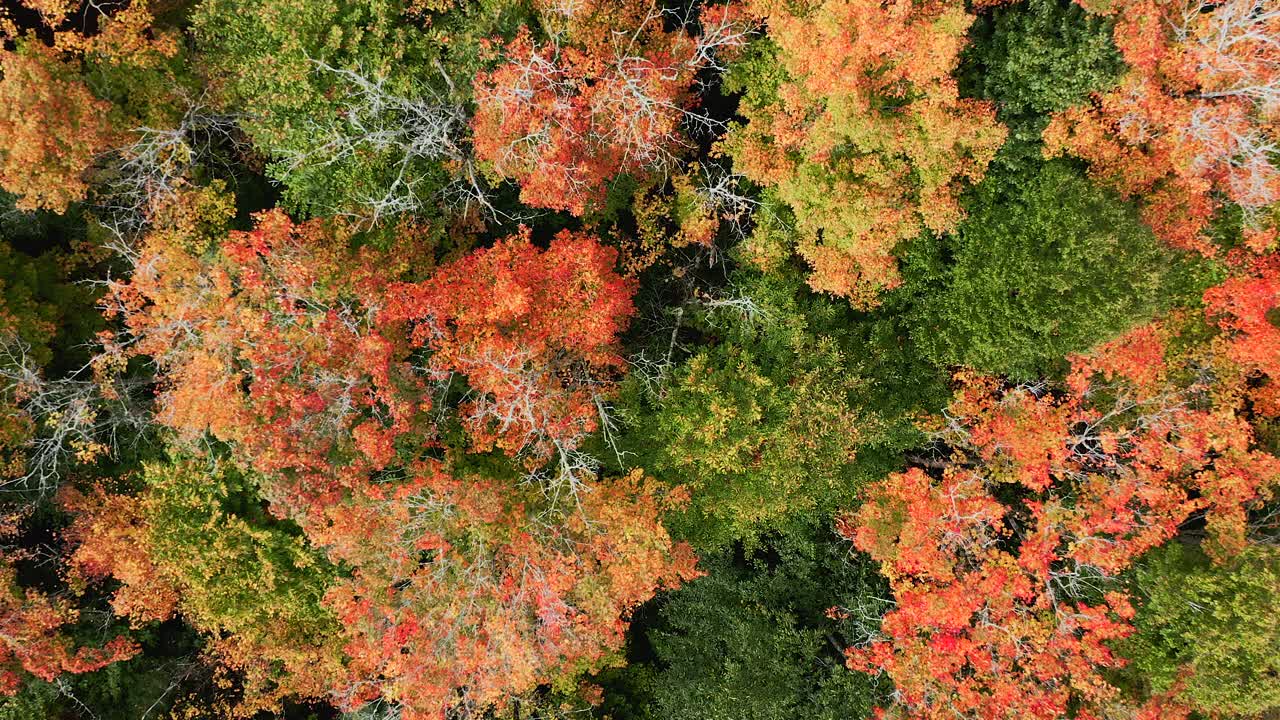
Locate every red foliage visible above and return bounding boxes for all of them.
[110,204,638,501]
[381,227,636,461]
[97,203,689,716]
[0,512,137,696]
[1203,253,1280,382]
[841,316,1280,718]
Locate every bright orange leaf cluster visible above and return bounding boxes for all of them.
[318,464,698,719]
[0,512,137,696]
[380,227,636,461]
[0,43,118,213]
[728,0,1007,305]
[471,1,749,215]
[841,310,1280,718]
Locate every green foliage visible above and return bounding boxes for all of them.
[140,458,339,647]
[720,37,785,111]
[640,527,887,720]
[0,242,63,368]
[191,0,521,217]
[1126,543,1280,717]
[620,270,878,548]
[902,161,1184,379]
[962,0,1124,170]
[0,678,57,720]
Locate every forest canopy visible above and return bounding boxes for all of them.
[0,0,1277,718]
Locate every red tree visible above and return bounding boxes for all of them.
[841,311,1280,718]
[93,199,692,716]
[381,227,636,466]
[0,511,136,696]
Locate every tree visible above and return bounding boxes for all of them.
[191,0,521,221]
[0,42,118,214]
[961,0,1125,170]
[94,198,694,717]
[320,465,698,719]
[840,313,1280,718]
[0,1,190,219]
[1125,543,1280,717]
[903,161,1187,378]
[380,227,637,476]
[62,460,344,716]
[642,527,888,720]
[722,0,1007,305]
[1044,0,1280,255]
[0,511,136,697]
[619,266,907,548]
[471,1,750,215]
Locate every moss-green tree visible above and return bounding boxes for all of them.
[903,161,1187,378]
[1126,543,1280,717]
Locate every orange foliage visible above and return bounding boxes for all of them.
[728,0,1006,305]
[843,313,1280,718]
[0,42,118,213]
[1045,0,1280,254]
[320,465,697,719]
[380,227,636,461]
[472,2,749,214]
[0,512,137,696]
[97,202,693,716]
[60,488,180,625]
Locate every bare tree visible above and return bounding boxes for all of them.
[0,335,152,496]
[97,94,244,234]
[281,58,503,225]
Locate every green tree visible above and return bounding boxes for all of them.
[621,269,886,548]
[903,161,1187,378]
[192,0,523,219]
[641,527,887,720]
[1126,543,1280,717]
[961,0,1124,171]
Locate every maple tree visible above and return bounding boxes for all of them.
[0,42,118,214]
[380,227,636,472]
[84,190,694,716]
[1203,251,1280,414]
[105,192,638,500]
[0,510,136,698]
[1043,0,1280,255]
[471,0,750,215]
[723,0,1007,305]
[319,464,697,719]
[839,308,1280,718]
[0,1,186,216]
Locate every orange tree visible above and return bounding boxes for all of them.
[722,0,1008,306]
[1044,0,1280,255]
